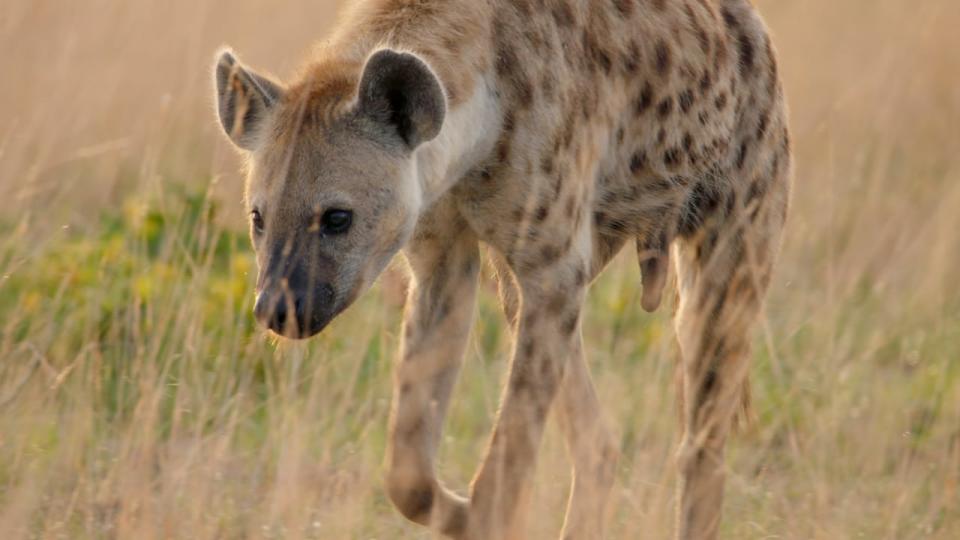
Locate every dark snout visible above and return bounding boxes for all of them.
[254,282,336,339]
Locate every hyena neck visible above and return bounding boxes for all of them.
[413,80,500,206]
[326,0,502,206]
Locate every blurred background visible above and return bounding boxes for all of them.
[1,0,958,538]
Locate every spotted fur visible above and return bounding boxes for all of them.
[212,1,792,538]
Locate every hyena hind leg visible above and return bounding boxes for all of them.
[672,186,786,540]
[555,341,620,540]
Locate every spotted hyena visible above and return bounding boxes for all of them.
[212,0,791,538]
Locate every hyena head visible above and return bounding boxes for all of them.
[213,48,446,338]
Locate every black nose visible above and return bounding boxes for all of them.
[269,295,294,332]
[255,291,302,336]
[254,284,335,338]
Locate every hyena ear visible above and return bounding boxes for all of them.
[214,49,284,151]
[356,49,446,150]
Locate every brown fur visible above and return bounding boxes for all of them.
[213,1,792,538]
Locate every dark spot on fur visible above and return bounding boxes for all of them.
[622,40,641,74]
[496,139,511,163]
[550,174,563,201]
[721,7,739,30]
[463,256,478,277]
[541,154,555,175]
[630,151,647,174]
[736,141,750,170]
[756,110,770,140]
[715,92,728,111]
[546,291,567,315]
[514,0,533,17]
[664,147,682,168]
[435,297,452,323]
[607,218,628,232]
[699,70,713,94]
[657,96,674,118]
[724,190,738,215]
[594,211,607,227]
[613,0,634,17]
[561,312,579,335]
[535,205,549,222]
[523,337,537,358]
[559,116,576,149]
[541,244,560,265]
[679,89,695,113]
[552,1,576,28]
[495,42,519,79]
[678,181,722,237]
[636,82,654,115]
[737,33,755,78]
[583,31,613,74]
[654,40,672,75]
[696,365,720,413]
[516,80,534,109]
[525,309,540,328]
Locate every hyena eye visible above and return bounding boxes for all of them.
[321,209,352,235]
[250,209,265,235]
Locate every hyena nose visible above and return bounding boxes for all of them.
[254,283,336,339]
[254,291,304,336]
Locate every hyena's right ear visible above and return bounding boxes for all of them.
[214,49,284,150]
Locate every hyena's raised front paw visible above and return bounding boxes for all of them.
[385,476,470,538]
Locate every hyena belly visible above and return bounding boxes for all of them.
[595,0,788,253]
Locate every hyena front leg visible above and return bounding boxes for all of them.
[554,234,632,540]
[496,252,618,540]
[385,216,480,536]
[465,258,587,540]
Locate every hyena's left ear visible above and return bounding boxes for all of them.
[356,49,446,150]
[214,49,284,151]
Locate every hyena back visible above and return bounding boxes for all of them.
[212,0,791,538]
